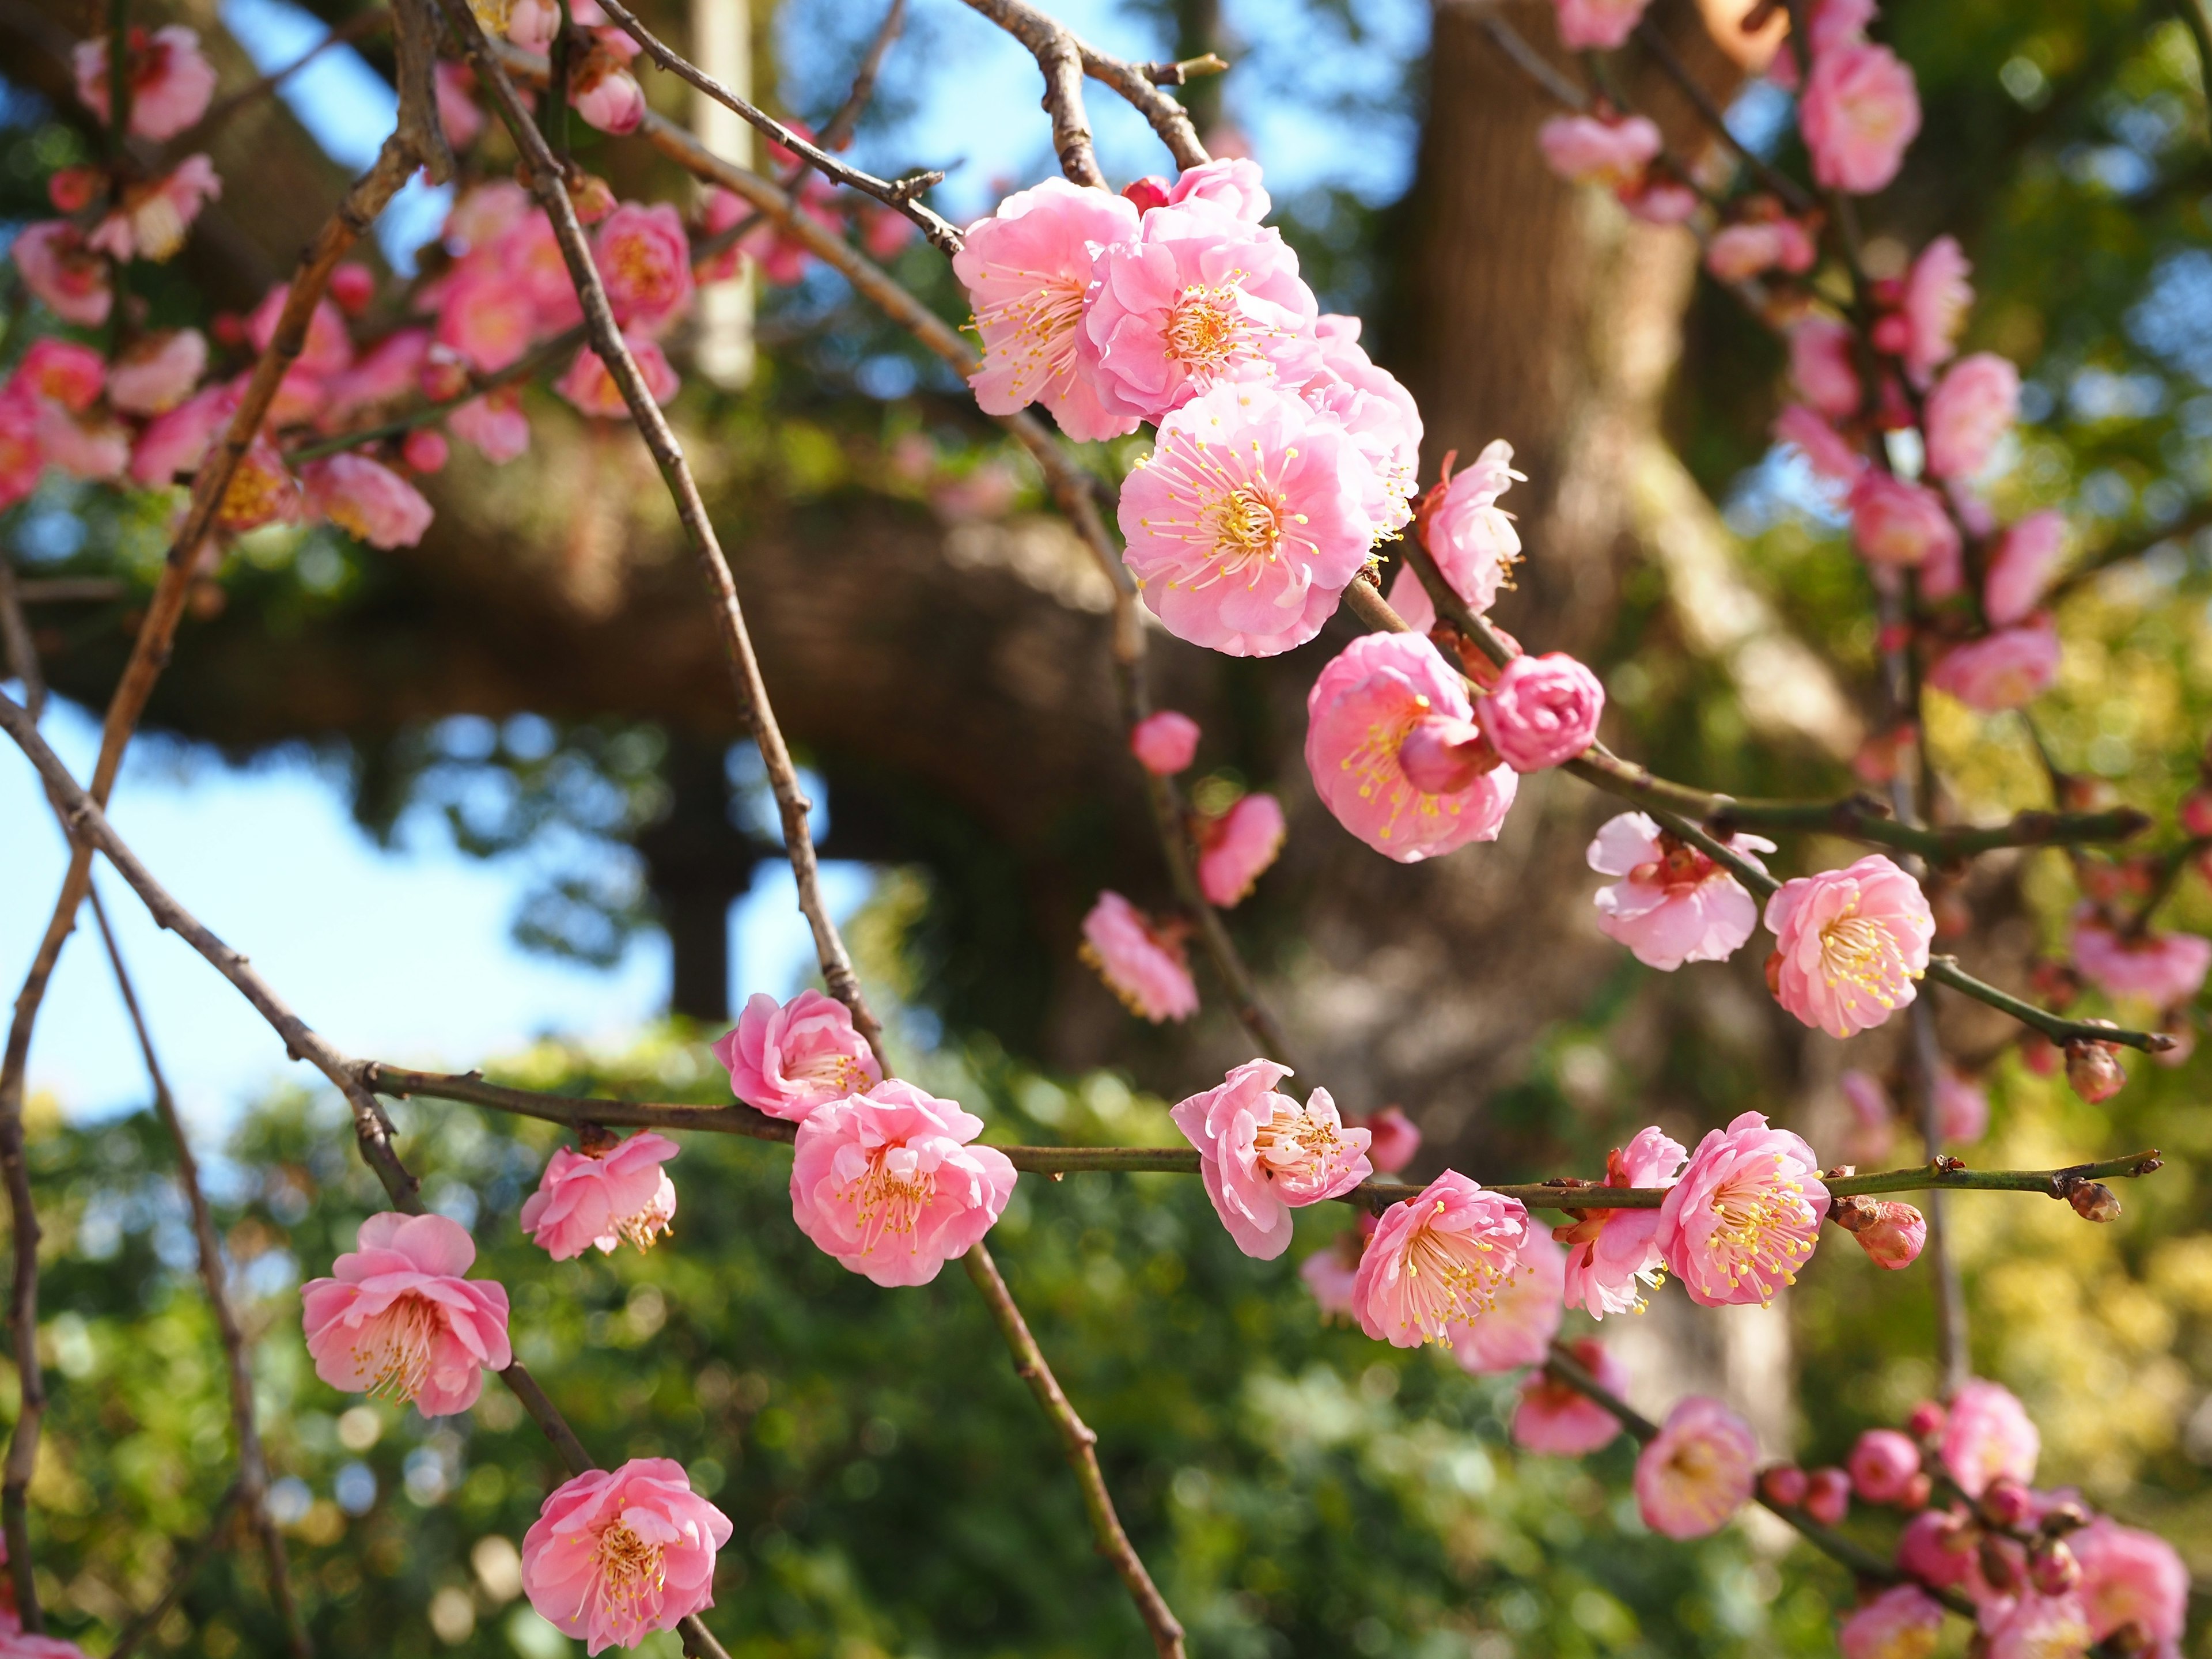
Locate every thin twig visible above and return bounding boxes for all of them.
[88,885,310,1653]
[105,1479,247,1659]
[7,577,127,604]
[956,0,1116,184]
[813,0,905,154]
[0,556,44,722]
[1631,17,1814,212]
[1465,5,1589,111]
[179,7,393,147]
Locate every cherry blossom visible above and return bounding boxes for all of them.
[787,1080,1017,1286]
[1128,710,1200,775]
[1634,1396,1759,1538]
[520,1131,680,1260]
[1353,1170,1532,1349]
[1512,1338,1628,1456]
[300,1213,512,1417]
[1478,652,1604,771]
[1449,1233,1565,1373]
[521,1459,732,1654]
[73,25,217,140]
[713,988,881,1123]
[1657,1110,1830,1306]
[1196,792,1285,907]
[1119,382,1374,656]
[1171,1059,1372,1259]
[1586,812,1774,969]
[2069,914,2212,1007]
[1305,632,1519,861]
[1923,352,2019,479]
[1800,41,1921,195]
[1080,891,1199,1022]
[1939,1378,2039,1497]
[1984,510,2066,626]
[304,454,435,549]
[1837,1585,1944,1659]
[1925,618,2061,713]
[1556,1126,1687,1317]
[1764,854,1935,1037]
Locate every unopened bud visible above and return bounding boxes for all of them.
[1982,1478,2035,1530]
[1120,175,1171,213]
[1900,1472,1933,1511]
[1906,1400,1947,1441]
[577,1120,620,1156]
[2040,1499,2090,1536]
[2028,1539,2081,1596]
[2061,1178,2121,1222]
[1760,1465,1809,1508]
[1849,1201,1927,1269]
[2181,789,2212,839]
[1979,1535,2025,1594]
[1804,1467,1851,1526]
[2065,1033,2126,1105]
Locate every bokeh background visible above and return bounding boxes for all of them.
[3,0,2212,1652]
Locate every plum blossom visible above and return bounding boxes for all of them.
[1536,113,1662,186]
[520,1131,679,1260]
[1985,510,2066,626]
[1634,1396,1759,1538]
[521,1459,732,1654]
[1838,1586,1945,1659]
[1171,1059,1372,1259]
[1835,1198,1926,1268]
[1658,1110,1830,1306]
[1119,383,1374,656]
[1512,1338,1628,1455]
[304,454,434,549]
[1984,1596,2093,1659]
[1706,219,1816,283]
[1899,236,1972,385]
[323,329,433,427]
[2071,1518,2187,1652]
[1166,157,1271,222]
[1080,204,1321,422]
[1923,352,2018,479]
[216,441,306,531]
[0,395,40,512]
[249,281,355,377]
[74,25,217,140]
[403,429,449,472]
[594,202,695,334]
[1550,0,1652,48]
[788,1080,1017,1286]
[555,335,680,416]
[1357,1106,1421,1174]
[89,154,221,263]
[1791,316,1862,419]
[1478,652,1604,771]
[1938,1066,1989,1143]
[713,988,881,1123]
[1925,618,2060,713]
[1849,1429,1921,1503]
[1764,854,1936,1037]
[11,339,102,412]
[450,389,531,463]
[1081,891,1199,1022]
[1353,1170,1532,1348]
[1939,1378,2039,1497]
[1197,792,1285,907]
[12,222,113,327]
[300,1213,512,1417]
[1586,812,1774,970]
[1300,1220,1369,1319]
[1301,314,1423,536]
[571,50,645,134]
[130,382,234,486]
[1800,41,1921,195]
[1304,632,1519,862]
[1449,1233,1565,1373]
[1849,471,1959,569]
[1386,440,1524,631]
[107,328,208,415]
[2070,914,2211,1007]
[1556,1126,1688,1317]
[1895,1506,1976,1589]
[1129,710,1200,775]
[1774,404,1868,484]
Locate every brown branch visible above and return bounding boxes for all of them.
[591,0,961,252]
[956,0,1106,185]
[1630,17,1813,212]
[6,577,127,605]
[0,557,45,723]
[964,1240,1185,1658]
[88,885,310,1653]
[105,1479,247,1659]
[814,0,905,154]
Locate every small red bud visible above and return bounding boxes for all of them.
[1804,1467,1851,1526]
[1900,1472,1933,1510]
[2065,1035,2126,1105]
[1120,175,1171,213]
[2180,790,2212,839]
[1906,1400,1947,1440]
[1760,1465,1809,1508]
[1982,1478,2035,1529]
[329,263,376,315]
[2028,1539,2081,1596]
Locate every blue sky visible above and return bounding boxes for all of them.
[1,0,1426,1129]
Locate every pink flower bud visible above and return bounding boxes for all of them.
[1896,1507,1976,1588]
[1478,652,1604,771]
[1760,1464,1810,1508]
[329,263,376,315]
[1121,175,1171,213]
[1923,351,2019,479]
[1901,1473,1932,1509]
[1355,1105,1421,1175]
[2181,789,2212,839]
[1399,713,1501,793]
[2063,1179,2120,1223]
[2029,1539,2082,1597]
[1130,710,1200,775]
[1906,1400,1947,1440]
[2065,1036,2126,1104]
[1848,470,1959,569]
[1849,1429,1921,1503]
[1843,1199,1927,1270]
[1196,792,1285,908]
[1805,1466,1852,1525]
[402,429,450,474]
[1983,1477,2035,1529]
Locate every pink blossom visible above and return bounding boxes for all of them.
[2070,914,2212,1007]
[1536,113,1662,186]
[435,60,485,150]
[571,51,645,134]
[556,335,679,417]
[521,1132,680,1259]
[1808,0,1878,53]
[1300,1222,1368,1319]
[1805,1465,1852,1524]
[1586,812,1774,970]
[305,453,434,548]
[1304,631,1519,862]
[1165,157,1271,222]
[130,382,234,486]
[32,402,126,481]
[1939,1378,2039,1497]
[1849,1429,1921,1503]
[1551,0,1653,52]
[1774,404,1868,483]
[507,0,559,50]
[1079,208,1320,423]
[521,1458,732,1654]
[436,268,539,374]
[1172,1059,1373,1259]
[1939,1066,1988,1143]
[1924,353,2018,480]
[1659,1111,1828,1305]
[1705,219,1817,283]
[1301,313,1423,536]
[1118,382,1373,656]
[215,440,305,531]
[74,25,217,141]
[1896,1506,1977,1588]
[322,329,433,427]
[1635,1396,1759,1538]
[12,222,113,327]
[1557,1126,1687,1318]
[1840,1069,1896,1164]
[1838,1585,1945,1659]
[1356,1107,1421,1175]
[1791,316,1863,419]
[1353,1170,1532,1349]
[2071,1518,2187,1650]
[9,339,102,414]
[1985,510,2066,626]
[89,153,221,263]
[1478,651,1604,771]
[1899,236,1973,386]
[1623,179,1700,222]
[1388,439,1524,631]
[1800,41,1921,195]
[449,389,531,463]
[594,201,695,335]
[1764,854,1935,1036]
[1512,1338,1629,1455]
[494,210,587,333]
[1984,1596,2092,1659]
[300,1212,512,1417]
[715,989,883,1121]
[1197,792,1285,907]
[788,1080,1018,1286]
[1130,710,1200,775]
[1450,1233,1565,1373]
[1925,618,2060,713]
[249,281,355,378]
[107,328,207,416]
[403,429,449,472]
[1080,891,1199,1022]
[0,395,40,512]
[1840,1199,1926,1268]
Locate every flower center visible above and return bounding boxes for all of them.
[1705,1157,1816,1298]
[973,275,1086,393]
[844,1146,933,1253]
[1819,907,1917,1005]
[1207,486,1281,562]
[1251,1100,1340,1179]
[1396,1202,1516,1343]
[1165,283,1244,373]
[591,1521,667,1616]
[792,1049,875,1097]
[354,1293,440,1402]
[614,1190,676,1253]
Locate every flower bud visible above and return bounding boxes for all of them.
[1835,1198,1926,1269]
[1129,710,1201,777]
[2028,1538,2081,1596]
[2062,1179,2121,1223]
[1982,1477,2034,1530]
[2181,790,2212,839]
[1900,1472,1933,1510]
[1759,1464,1809,1508]
[1906,1400,1947,1441]
[1804,1467,1851,1526]
[1979,1534,2025,1594]
[2065,1036,2126,1104]
[1121,175,1172,213]
[2039,1498,2089,1535]
[1848,1429,1921,1503]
